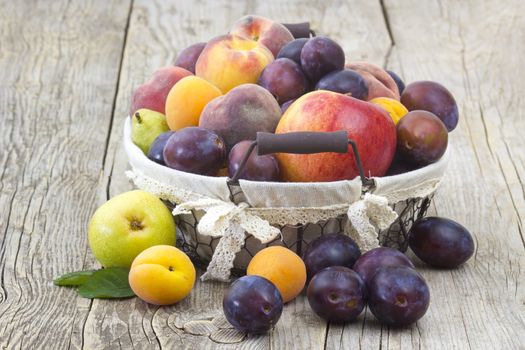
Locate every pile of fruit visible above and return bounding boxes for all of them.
[55,190,474,331]
[130,15,458,183]
[55,15,473,335]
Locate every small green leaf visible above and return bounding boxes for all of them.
[54,270,96,287]
[77,267,135,299]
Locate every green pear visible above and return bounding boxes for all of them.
[131,108,170,154]
[88,190,176,268]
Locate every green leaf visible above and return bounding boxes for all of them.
[77,267,135,299]
[54,270,96,287]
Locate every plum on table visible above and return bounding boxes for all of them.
[302,233,361,282]
[353,247,415,286]
[307,266,366,323]
[368,266,430,326]
[223,275,283,333]
[409,217,475,268]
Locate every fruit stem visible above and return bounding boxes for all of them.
[134,112,142,124]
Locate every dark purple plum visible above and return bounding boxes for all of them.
[223,275,283,333]
[397,110,448,166]
[174,42,206,74]
[368,266,430,326]
[228,140,280,181]
[401,81,459,131]
[147,131,174,165]
[409,217,475,268]
[302,233,361,282]
[386,70,405,94]
[276,38,308,65]
[300,36,345,83]
[163,127,226,175]
[257,58,307,103]
[280,99,295,114]
[307,266,366,322]
[315,69,368,100]
[353,247,415,286]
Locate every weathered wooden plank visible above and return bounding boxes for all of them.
[327,0,525,349]
[0,0,131,349]
[83,0,393,348]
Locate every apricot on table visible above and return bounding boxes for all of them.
[129,245,196,305]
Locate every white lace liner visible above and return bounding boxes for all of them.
[123,118,449,281]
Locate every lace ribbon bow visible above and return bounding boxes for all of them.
[172,198,281,282]
[346,193,398,251]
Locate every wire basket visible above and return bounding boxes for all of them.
[170,194,432,275]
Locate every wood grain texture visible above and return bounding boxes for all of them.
[1,0,524,349]
[0,0,131,349]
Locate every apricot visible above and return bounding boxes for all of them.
[247,246,306,303]
[165,76,222,131]
[196,34,274,93]
[369,97,408,125]
[129,245,196,305]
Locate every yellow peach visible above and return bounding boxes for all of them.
[129,245,196,305]
[195,34,274,93]
[165,76,222,131]
[369,97,409,125]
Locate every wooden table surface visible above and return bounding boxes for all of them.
[1,0,524,349]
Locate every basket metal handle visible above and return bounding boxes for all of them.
[229,131,373,186]
[281,22,316,38]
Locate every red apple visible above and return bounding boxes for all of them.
[275,90,396,182]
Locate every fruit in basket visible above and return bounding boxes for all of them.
[385,153,419,176]
[223,275,283,333]
[131,109,170,154]
[228,141,280,181]
[199,84,281,151]
[257,58,307,103]
[397,110,448,165]
[302,233,361,282]
[401,80,459,131]
[174,42,206,74]
[346,62,400,100]
[147,131,174,165]
[315,69,368,100]
[369,97,408,125]
[230,15,294,57]
[277,38,308,65]
[386,70,406,94]
[408,217,475,268]
[247,246,306,303]
[88,190,176,268]
[307,266,366,322]
[195,34,273,93]
[280,99,295,114]
[352,247,415,286]
[163,127,226,175]
[275,90,396,182]
[130,66,192,116]
[301,36,345,83]
[165,76,222,131]
[128,245,196,305]
[368,266,430,326]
